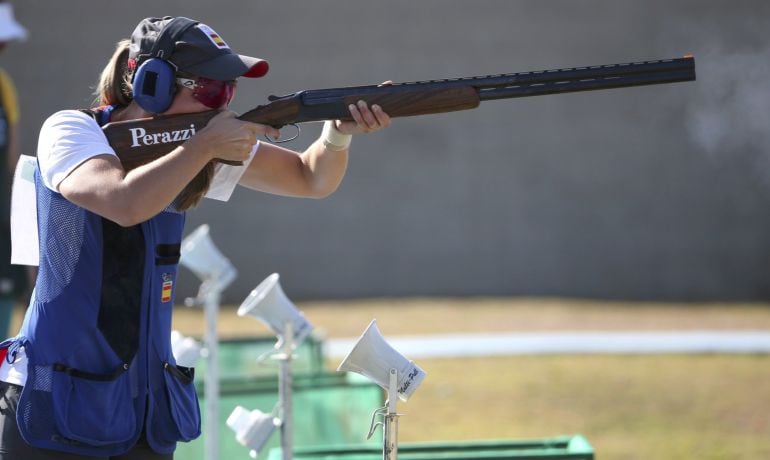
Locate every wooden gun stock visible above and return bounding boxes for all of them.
[102,110,220,171]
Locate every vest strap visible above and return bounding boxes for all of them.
[53,362,129,381]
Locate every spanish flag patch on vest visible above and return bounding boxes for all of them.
[161,273,173,303]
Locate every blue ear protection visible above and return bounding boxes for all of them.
[132,17,198,114]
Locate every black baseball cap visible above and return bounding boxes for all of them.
[128,16,269,81]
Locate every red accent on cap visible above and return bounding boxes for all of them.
[242,60,269,78]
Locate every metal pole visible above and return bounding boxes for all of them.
[204,287,220,460]
[383,369,399,460]
[279,321,294,460]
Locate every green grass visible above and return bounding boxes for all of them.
[395,354,770,459]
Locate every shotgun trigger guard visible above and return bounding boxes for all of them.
[265,123,300,144]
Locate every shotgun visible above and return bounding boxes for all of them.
[103,55,695,170]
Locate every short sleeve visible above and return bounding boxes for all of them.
[36,110,117,191]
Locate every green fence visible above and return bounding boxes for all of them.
[193,334,327,380]
[175,337,593,460]
[175,372,383,460]
[269,436,594,460]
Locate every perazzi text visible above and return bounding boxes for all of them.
[129,124,197,148]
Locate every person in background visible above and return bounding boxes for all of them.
[0,15,390,459]
[0,1,27,344]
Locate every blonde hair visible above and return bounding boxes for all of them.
[94,39,133,107]
[175,166,215,211]
[93,39,215,211]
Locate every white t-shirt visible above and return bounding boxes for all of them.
[0,109,259,386]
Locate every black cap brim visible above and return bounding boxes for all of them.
[181,53,269,80]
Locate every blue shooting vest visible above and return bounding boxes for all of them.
[3,106,200,456]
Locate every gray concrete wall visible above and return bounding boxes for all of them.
[5,1,770,302]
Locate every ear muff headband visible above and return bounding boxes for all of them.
[133,17,199,113]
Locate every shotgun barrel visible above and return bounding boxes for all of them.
[239,56,695,125]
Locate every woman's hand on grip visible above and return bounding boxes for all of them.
[187,111,280,162]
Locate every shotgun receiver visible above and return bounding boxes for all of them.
[103,55,695,170]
